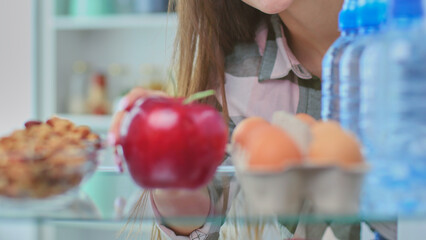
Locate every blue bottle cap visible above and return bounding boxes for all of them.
[339,0,359,31]
[390,0,423,20]
[358,0,388,27]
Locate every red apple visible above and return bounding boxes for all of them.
[120,96,228,189]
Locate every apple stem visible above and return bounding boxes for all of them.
[183,90,216,104]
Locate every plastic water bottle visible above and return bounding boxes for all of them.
[360,0,425,214]
[376,0,426,171]
[322,0,359,121]
[339,0,388,137]
[360,0,424,162]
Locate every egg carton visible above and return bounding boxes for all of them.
[232,149,367,215]
[236,166,305,215]
[303,164,367,215]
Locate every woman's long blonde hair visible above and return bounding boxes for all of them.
[173,0,268,115]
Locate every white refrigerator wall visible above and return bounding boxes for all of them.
[0,0,33,135]
[0,1,36,239]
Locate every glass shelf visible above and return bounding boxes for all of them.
[0,202,399,224]
[0,166,418,226]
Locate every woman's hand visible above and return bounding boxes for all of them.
[152,188,211,236]
[108,87,167,146]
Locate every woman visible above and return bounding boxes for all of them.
[110,0,355,239]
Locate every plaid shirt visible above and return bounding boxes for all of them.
[219,15,322,128]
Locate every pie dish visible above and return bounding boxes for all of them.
[0,117,101,199]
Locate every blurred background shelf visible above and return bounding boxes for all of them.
[55,13,178,30]
[36,1,177,135]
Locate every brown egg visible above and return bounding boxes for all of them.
[308,121,363,168]
[247,125,303,171]
[232,117,269,148]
